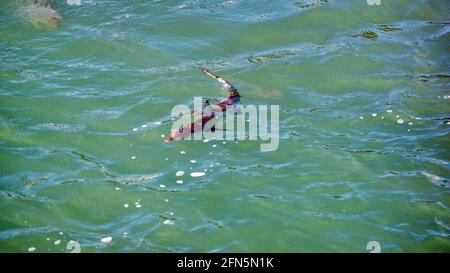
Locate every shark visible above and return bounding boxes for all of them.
[164,69,241,142]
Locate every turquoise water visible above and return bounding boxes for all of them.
[0,0,449,252]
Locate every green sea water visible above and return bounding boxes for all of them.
[0,0,449,253]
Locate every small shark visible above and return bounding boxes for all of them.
[164,69,241,142]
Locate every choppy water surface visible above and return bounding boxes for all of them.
[0,0,449,252]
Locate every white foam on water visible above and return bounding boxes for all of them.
[141,124,147,128]
[46,238,50,241]
[180,151,186,154]
[136,204,142,208]
[133,128,138,131]
[397,119,404,124]
[359,116,364,119]
[408,122,413,125]
[115,187,121,190]
[176,171,184,176]
[387,109,393,113]
[223,141,226,144]
[163,219,174,225]
[203,139,210,143]
[161,134,165,138]
[160,184,166,188]
[164,199,169,202]
[190,160,196,163]
[59,232,63,235]
[176,180,183,184]
[28,247,36,252]
[212,144,217,148]
[54,240,61,245]
[190,172,206,177]
[381,116,385,119]
[124,203,129,208]
[131,156,136,159]
[372,113,377,117]
[101,236,112,243]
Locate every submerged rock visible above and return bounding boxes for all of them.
[17,0,62,30]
